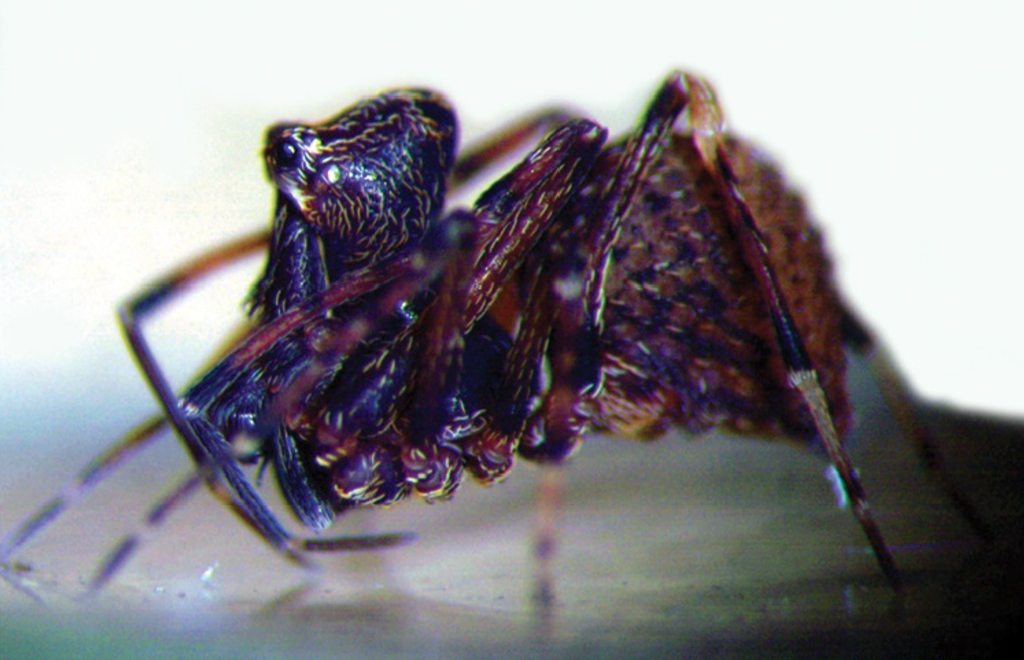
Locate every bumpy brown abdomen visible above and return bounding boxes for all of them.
[595,134,850,443]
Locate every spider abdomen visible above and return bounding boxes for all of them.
[597,135,851,442]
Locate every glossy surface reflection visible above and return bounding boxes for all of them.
[1,358,1021,658]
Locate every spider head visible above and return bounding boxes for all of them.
[264,89,458,270]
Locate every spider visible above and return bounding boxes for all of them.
[0,71,985,600]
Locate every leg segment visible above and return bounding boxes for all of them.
[0,233,271,571]
[684,73,900,588]
[444,119,613,480]
[450,107,574,188]
[509,74,690,607]
[105,119,608,577]
[128,230,269,317]
[117,214,469,568]
[0,416,166,564]
[467,119,609,326]
[402,210,479,500]
[464,76,691,477]
[90,225,462,584]
[310,121,608,504]
[842,308,994,543]
[2,113,596,594]
[86,470,204,593]
[521,73,692,461]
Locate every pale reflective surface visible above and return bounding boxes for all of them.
[1,359,1021,658]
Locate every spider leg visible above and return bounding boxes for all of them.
[307,121,607,504]
[120,218,467,548]
[85,470,204,593]
[464,76,690,477]
[445,119,611,480]
[482,73,689,606]
[531,463,565,609]
[383,117,604,481]
[684,73,901,588]
[841,308,994,543]
[105,118,608,578]
[293,212,479,508]
[2,113,589,595]
[466,120,609,324]
[124,229,270,317]
[0,232,272,575]
[0,564,44,604]
[85,463,414,595]
[401,210,478,500]
[0,223,427,597]
[411,119,609,493]
[450,107,574,188]
[533,73,692,460]
[473,73,688,465]
[0,416,166,566]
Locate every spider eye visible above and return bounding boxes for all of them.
[273,138,301,168]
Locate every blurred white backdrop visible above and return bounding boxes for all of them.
[0,0,1021,449]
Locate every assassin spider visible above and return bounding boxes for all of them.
[0,71,982,598]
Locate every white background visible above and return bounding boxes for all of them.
[0,0,1021,435]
